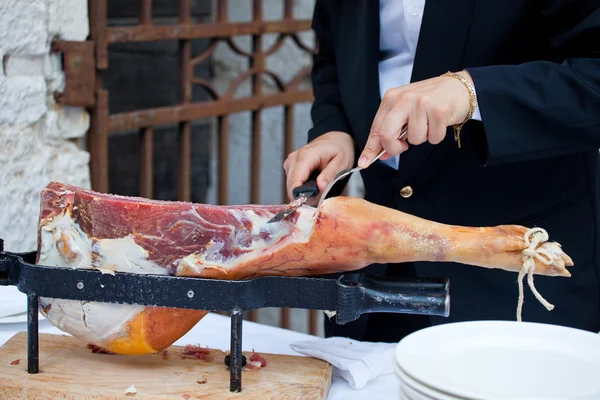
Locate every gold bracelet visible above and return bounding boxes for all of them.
[441,71,477,148]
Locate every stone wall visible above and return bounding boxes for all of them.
[0,0,91,253]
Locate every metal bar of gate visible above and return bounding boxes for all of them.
[105,21,311,43]
[215,1,230,319]
[281,104,294,330]
[107,91,313,133]
[178,0,193,203]
[280,0,296,332]
[246,0,264,323]
[140,0,152,25]
[139,127,154,198]
[88,0,109,193]
[216,0,230,213]
[138,0,154,199]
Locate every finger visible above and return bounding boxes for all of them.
[286,148,335,200]
[316,154,347,192]
[362,90,398,164]
[360,90,402,167]
[285,159,298,201]
[380,105,410,154]
[286,150,320,201]
[283,152,295,174]
[427,106,449,145]
[358,133,383,167]
[407,103,428,145]
[370,89,398,140]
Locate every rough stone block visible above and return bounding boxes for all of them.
[0,76,47,125]
[4,55,46,77]
[43,105,89,139]
[0,135,90,252]
[48,0,89,41]
[0,124,39,164]
[0,0,48,57]
[46,140,91,185]
[44,53,66,93]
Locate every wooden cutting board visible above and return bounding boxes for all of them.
[0,332,332,399]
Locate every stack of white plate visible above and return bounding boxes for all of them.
[395,320,600,400]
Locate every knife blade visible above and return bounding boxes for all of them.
[266,171,320,224]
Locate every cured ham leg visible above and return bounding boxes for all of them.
[36,182,573,355]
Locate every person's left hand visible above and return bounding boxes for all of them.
[357,70,474,167]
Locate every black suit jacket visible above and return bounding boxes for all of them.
[308,0,600,341]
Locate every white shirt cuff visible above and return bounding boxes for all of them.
[469,76,482,121]
[471,103,482,121]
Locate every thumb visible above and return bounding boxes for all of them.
[316,155,346,193]
[358,134,383,168]
[286,156,321,201]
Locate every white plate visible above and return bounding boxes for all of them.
[396,321,600,400]
[0,313,45,324]
[396,364,458,400]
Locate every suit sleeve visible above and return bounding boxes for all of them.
[307,0,354,143]
[466,2,600,166]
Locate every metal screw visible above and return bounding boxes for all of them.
[187,290,194,298]
[76,281,84,290]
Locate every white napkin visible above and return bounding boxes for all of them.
[0,287,28,319]
[290,336,397,389]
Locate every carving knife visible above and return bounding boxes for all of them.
[266,171,320,224]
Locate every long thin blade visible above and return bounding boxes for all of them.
[266,196,306,224]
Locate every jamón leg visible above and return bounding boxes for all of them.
[312,197,573,277]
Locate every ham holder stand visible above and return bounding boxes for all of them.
[0,237,450,393]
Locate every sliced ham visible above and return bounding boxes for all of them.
[250,352,267,367]
[36,182,573,355]
[181,344,213,361]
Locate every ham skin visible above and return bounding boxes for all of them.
[36,182,573,355]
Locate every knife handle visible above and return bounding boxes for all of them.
[292,170,320,199]
[334,274,450,324]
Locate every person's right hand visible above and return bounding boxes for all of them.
[283,131,355,203]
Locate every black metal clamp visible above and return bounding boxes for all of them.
[0,238,450,393]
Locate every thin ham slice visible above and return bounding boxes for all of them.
[35,181,573,355]
[250,352,267,367]
[181,344,213,361]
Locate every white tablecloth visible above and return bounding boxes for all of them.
[0,311,399,399]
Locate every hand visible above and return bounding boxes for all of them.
[284,131,355,203]
[357,70,474,167]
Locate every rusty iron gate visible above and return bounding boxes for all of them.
[53,0,320,334]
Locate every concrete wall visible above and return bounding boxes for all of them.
[0,0,91,253]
